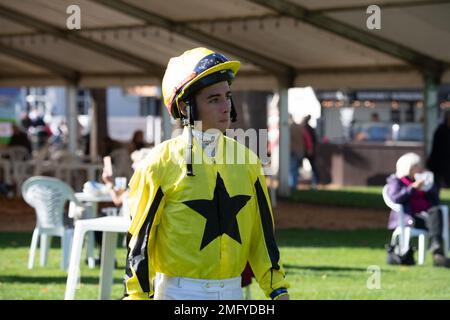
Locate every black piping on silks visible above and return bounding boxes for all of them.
[128,187,164,293]
[255,178,281,287]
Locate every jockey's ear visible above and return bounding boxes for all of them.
[178,101,187,117]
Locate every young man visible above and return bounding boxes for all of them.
[123,47,290,300]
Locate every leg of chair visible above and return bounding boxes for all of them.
[441,206,449,258]
[61,229,74,271]
[418,234,426,265]
[391,228,400,246]
[65,223,86,300]
[99,232,118,300]
[245,286,251,300]
[85,233,96,268]
[401,228,411,255]
[84,204,96,269]
[122,234,127,248]
[28,228,39,269]
[423,235,427,264]
[40,234,51,267]
[60,236,65,270]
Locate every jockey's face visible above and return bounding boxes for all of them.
[194,81,232,132]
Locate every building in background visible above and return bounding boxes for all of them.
[316,87,450,144]
[314,87,450,186]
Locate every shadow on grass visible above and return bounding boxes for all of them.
[276,229,392,249]
[1,230,393,250]
[0,232,32,248]
[284,264,371,272]
[0,275,124,285]
[0,232,126,249]
[283,264,393,278]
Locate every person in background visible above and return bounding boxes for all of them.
[49,120,69,151]
[20,112,32,130]
[127,130,150,155]
[427,110,450,192]
[29,115,52,152]
[302,115,319,190]
[8,123,32,155]
[370,112,380,122]
[100,135,123,158]
[101,148,154,211]
[387,152,449,267]
[289,115,304,191]
[354,112,382,142]
[0,123,32,196]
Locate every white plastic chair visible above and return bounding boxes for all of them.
[7,145,31,161]
[22,176,86,270]
[382,185,449,265]
[0,146,31,195]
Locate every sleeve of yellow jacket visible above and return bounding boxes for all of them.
[248,161,290,299]
[123,160,165,300]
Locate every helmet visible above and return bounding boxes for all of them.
[162,47,240,119]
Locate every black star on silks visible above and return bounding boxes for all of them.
[183,173,251,250]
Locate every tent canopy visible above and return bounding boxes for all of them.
[0,0,449,90]
[1,0,448,195]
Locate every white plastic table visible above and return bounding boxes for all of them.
[64,216,130,300]
[73,192,113,268]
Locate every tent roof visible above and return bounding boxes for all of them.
[0,0,449,90]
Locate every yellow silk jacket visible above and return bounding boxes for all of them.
[124,128,289,299]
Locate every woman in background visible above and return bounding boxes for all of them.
[387,152,449,267]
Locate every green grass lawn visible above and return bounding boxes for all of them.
[1,229,449,300]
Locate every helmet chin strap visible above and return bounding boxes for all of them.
[183,101,195,176]
[230,97,237,123]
